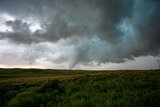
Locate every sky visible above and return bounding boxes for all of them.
[0,0,160,70]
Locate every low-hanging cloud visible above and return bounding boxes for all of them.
[0,0,160,68]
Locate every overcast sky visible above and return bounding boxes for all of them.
[0,0,160,70]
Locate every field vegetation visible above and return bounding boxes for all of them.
[0,69,160,107]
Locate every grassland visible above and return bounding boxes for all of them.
[0,69,160,107]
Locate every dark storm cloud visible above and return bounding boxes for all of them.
[0,0,56,18]
[0,0,134,42]
[0,20,36,44]
[134,0,160,56]
[0,0,160,68]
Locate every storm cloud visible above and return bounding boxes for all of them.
[0,0,159,69]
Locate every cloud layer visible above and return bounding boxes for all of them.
[0,0,160,69]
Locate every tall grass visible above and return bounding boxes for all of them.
[0,69,159,107]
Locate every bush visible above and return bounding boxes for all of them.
[36,80,63,93]
[8,92,42,107]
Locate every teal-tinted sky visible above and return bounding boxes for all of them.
[0,0,159,69]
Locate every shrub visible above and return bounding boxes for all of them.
[8,92,42,107]
[36,80,63,93]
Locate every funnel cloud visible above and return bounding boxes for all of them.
[0,0,159,69]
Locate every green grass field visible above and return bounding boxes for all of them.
[0,69,160,107]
